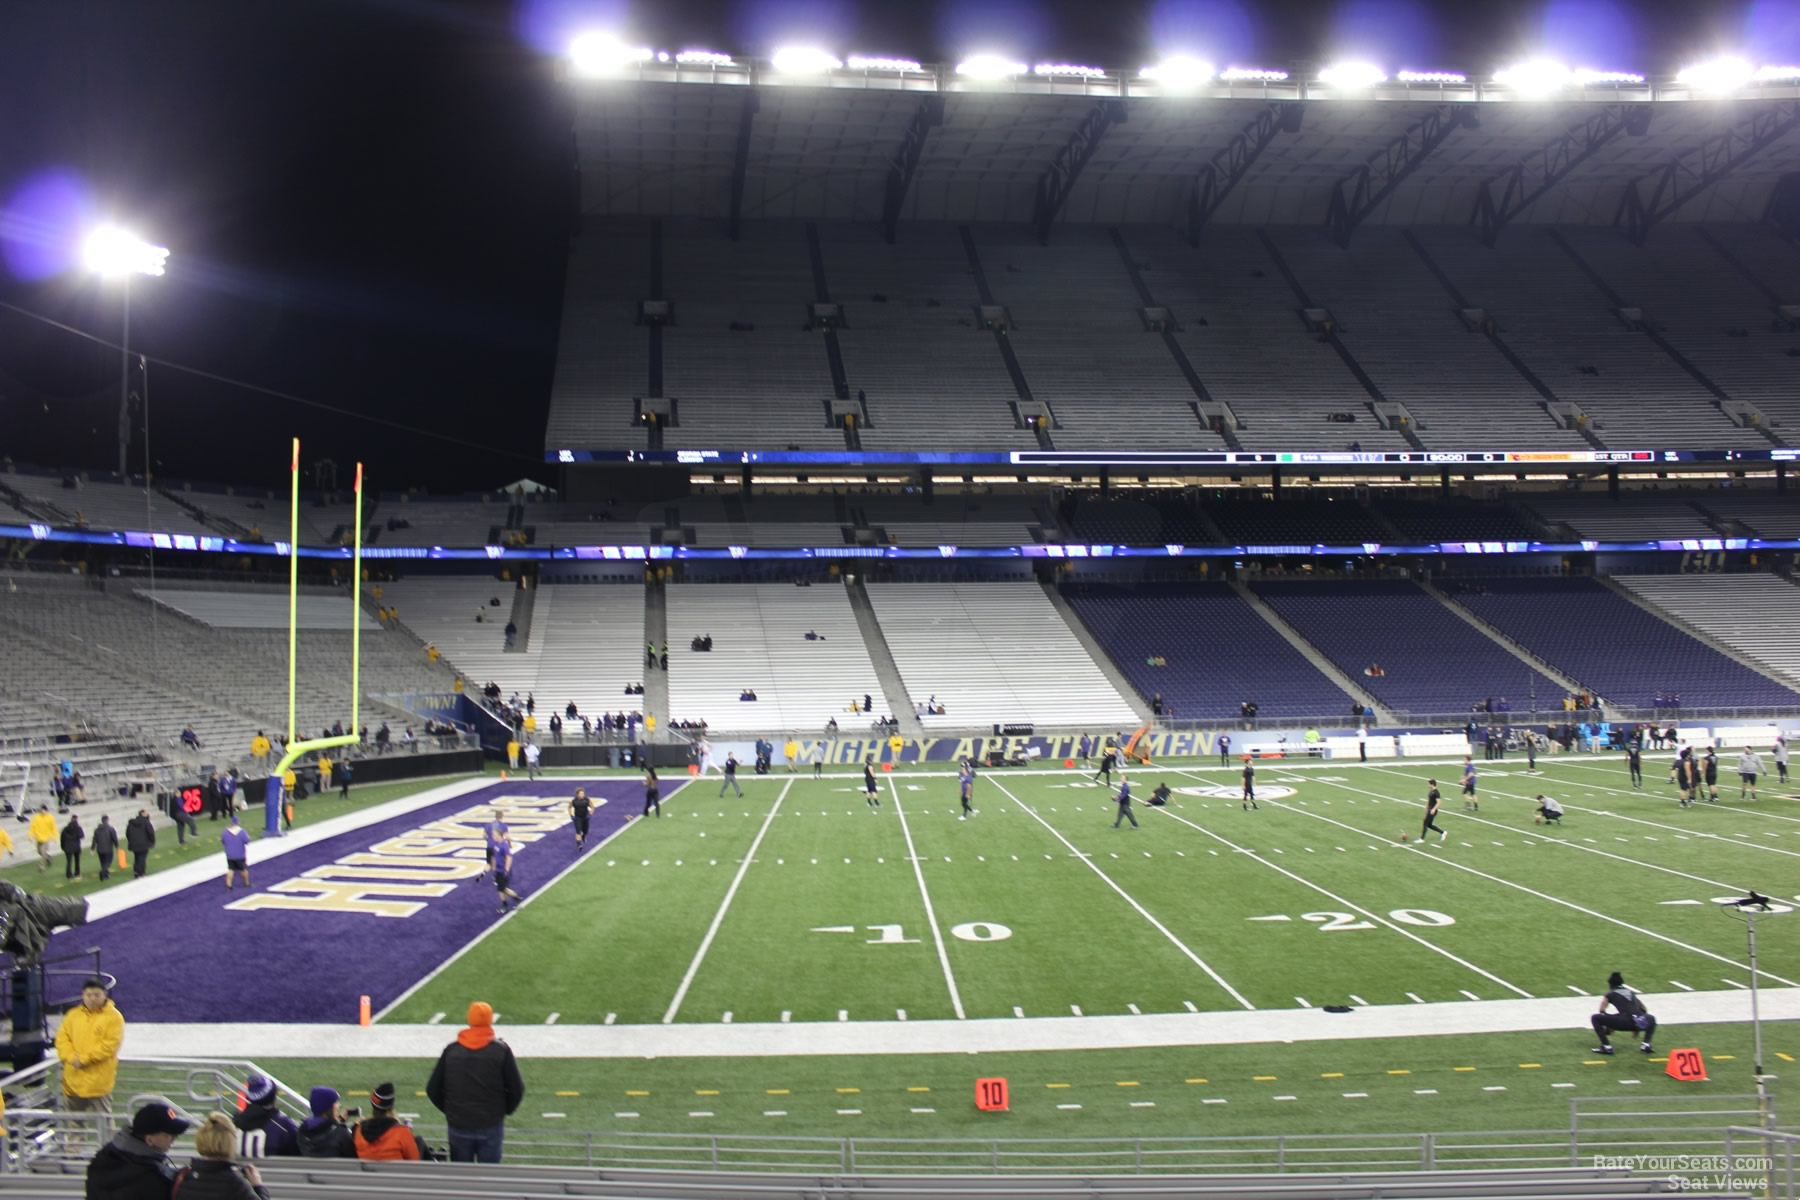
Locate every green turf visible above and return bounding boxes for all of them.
[0,775,476,898]
[252,1020,1793,1146]
[391,756,1800,1026]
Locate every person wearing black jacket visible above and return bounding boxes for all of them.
[426,1001,524,1163]
[86,1102,188,1200]
[60,814,84,879]
[1590,970,1657,1054]
[91,816,119,883]
[296,1086,356,1158]
[126,810,157,878]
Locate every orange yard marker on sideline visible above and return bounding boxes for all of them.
[1665,1049,1707,1081]
[359,995,372,1027]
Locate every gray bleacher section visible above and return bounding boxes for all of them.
[661,220,844,450]
[381,577,536,701]
[1521,493,1717,539]
[822,223,1036,449]
[374,498,509,546]
[1414,228,1764,448]
[530,583,647,721]
[2,472,209,535]
[0,576,452,784]
[156,486,331,542]
[544,216,651,452]
[138,590,381,630]
[1267,228,1587,449]
[1557,225,1800,436]
[1613,572,1800,688]
[529,501,658,547]
[861,494,1042,547]
[1126,227,1410,451]
[971,226,1224,450]
[1701,491,1800,537]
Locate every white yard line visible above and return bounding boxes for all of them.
[1264,777,1800,990]
[374,780,690,1023]
[985,775,1255,1011]
[888,776,965,1020]
[1155,778,1533,1000]
[661,777,793,1024]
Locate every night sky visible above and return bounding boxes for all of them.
[0,0,1776,494]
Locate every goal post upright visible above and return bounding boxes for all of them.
[263,440,366,837]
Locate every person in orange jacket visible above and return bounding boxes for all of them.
[352,1082,427,1161]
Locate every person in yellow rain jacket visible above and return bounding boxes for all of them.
[29,806,58,870]
[317,755,333,790]
[250,732,271,762]
[783,737,800,771]
[55,978,125,1113]
[506,738,520,769]
[0,822,14,862]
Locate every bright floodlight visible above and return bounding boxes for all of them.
[1495,58,1571,96]
[1572,68,1646,85]
[675,49,734,66]
[83,226,168,277]
[1142,54,1216,88]
[772,46,842,74]
[1220,66,1289,82]
[568,32,652,75]
[955,54,1026,80]
[1678,56,1755,91]
[1034,62,1106,77]
[1397,69,1467,84]
[1319,61,1387,87]
[847,54,923,72]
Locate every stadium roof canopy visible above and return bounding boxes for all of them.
[569,64,1800,231]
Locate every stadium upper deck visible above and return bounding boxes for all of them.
[547,61,1800,460]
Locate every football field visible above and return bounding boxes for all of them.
[384,754,1800,1027]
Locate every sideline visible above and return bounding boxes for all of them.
[119,985,1800,1059]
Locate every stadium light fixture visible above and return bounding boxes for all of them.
[1494,58,1572,96]
[1318,61,1388,88]
[1034,62,1107,78]
[1397,69,1468,84]
[1677,55,1755,92]
[568,32,652,75]
[83,225,168,277]
[847,54,924,73]
[955,54,1027,80]
[1219,66,1289,82]
[1141,54,1216,88]
[772,46,843,74]
[1571,68,1646,85]
[675,49,735,66]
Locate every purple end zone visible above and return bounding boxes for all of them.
[48,780,648,1023]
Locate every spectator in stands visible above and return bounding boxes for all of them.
[375,723,391,753]
[864,693,873,714]
[297,1087,355,1158]
[427,1001,525,1164]
[126,810,156,877]
[250,731,271,765]
[659,644,669,670]
[59,813,84,879]
[92,816,118,883]
[86,1102,188,1200]
[176,1112,270,1199]
[739,688,758,702]
[548,714,562,744]
[353,1082,426,1161]
[234,1073,299,1158]
[804,629,821,640]
[181,725,201,750]
[58,978,124,1116]
[503,620,517,647]
[402,727,417,752]
[1152,693,1164,716]
[580,714,592,740]
[825,716,838,734]
[1240,700,1259,730]
[647,640,656,668]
